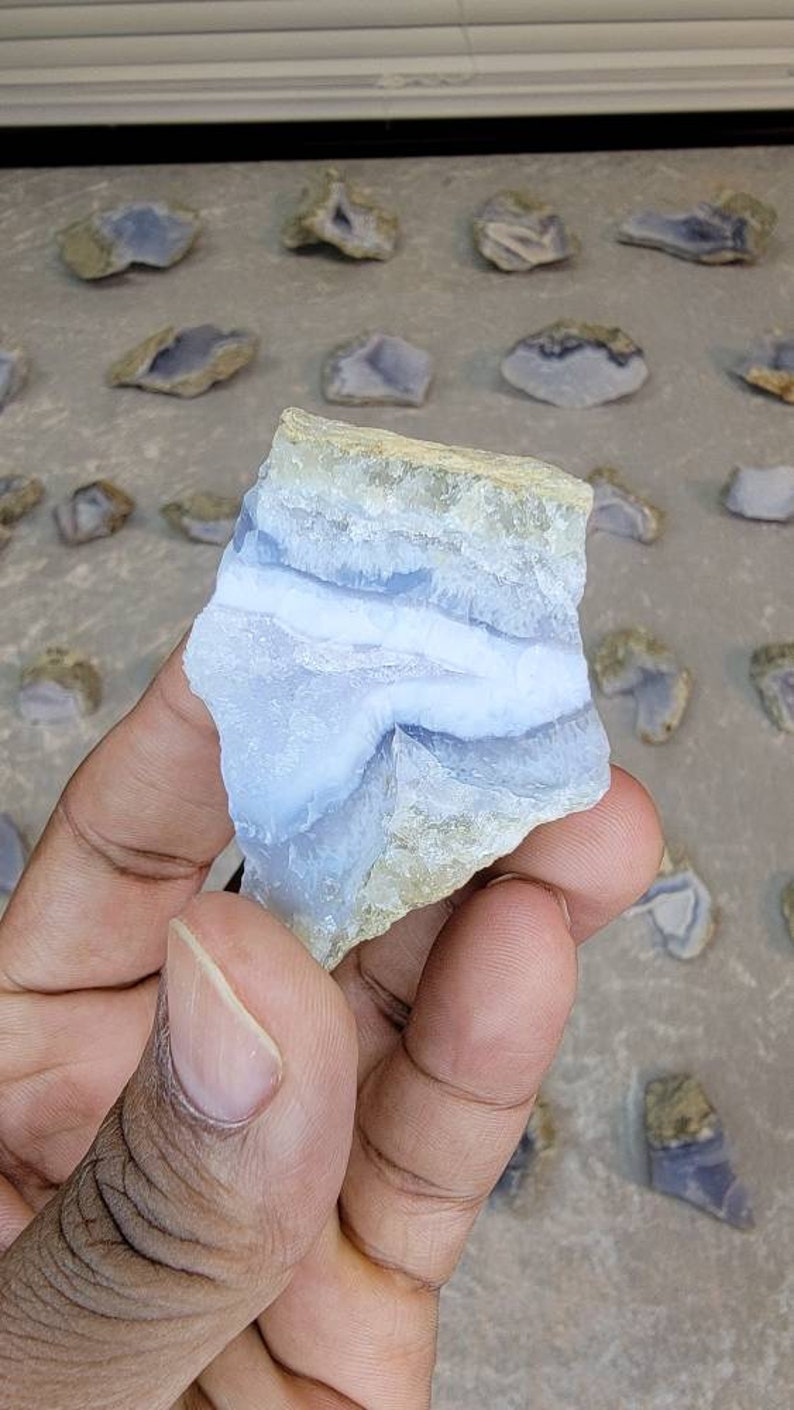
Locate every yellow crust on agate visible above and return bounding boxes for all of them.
[277,406,591,512]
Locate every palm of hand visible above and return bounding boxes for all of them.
[0,651,660,1408]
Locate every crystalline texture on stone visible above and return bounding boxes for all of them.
[587,467,664,543]
[628,848,716,959]
[645,1076,753,1229]
[18,647,102,724]
[108,325,257,398]
[501,322,648,409]
[750,643,794,733]
[722,465,794,522]
[0,813,28,896]
[618,190,776,265]
[473,191,576,273]
[733,333,794,404]
[322,333,432,407]
[282,169,398,261]
[0,475,43,525]
[161,492,241,545]
[56,201,201,281]
[491,1097,555,1201]
[593,627,692,744]
[54,480,135,545]
[185,407,610,967]
[0,346,28,411]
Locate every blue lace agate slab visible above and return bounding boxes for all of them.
[185,408,610,965]
[618,190,776,265]
[57,201,201,280]
[0,346,28,412]
[645,1076,753,1230]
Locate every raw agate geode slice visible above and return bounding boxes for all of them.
[282,169,398,261]
[491,1096,555,1201]
[733,333,794,404]
[587,467,664,543]
[750,642,794,733]
[0,346,28,411]
[473,191,576,272]
[108,325,257,398]
[722,464,794,521]
[323,333,432,407]
[186,407,610,965]
[628,849,716,960]
[57,202,201,280]
[645,1076,753,1229]
[618,191,776,265]
[54,480,135,544]
[501,322,648,409]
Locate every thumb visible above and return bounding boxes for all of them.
[0,893,358,1410]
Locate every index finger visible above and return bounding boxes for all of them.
[0,646,232,994]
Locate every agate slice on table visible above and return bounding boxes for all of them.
[185,407,610,966]
[750,643,794,733]
[782,880,794,945]
[473,191,576,272]
[628,849,716,960]
[18,647,102,725]
[0,475,43,525]
[501,322,648,409]
[645,1076,753,1229]
[587,467,664,543]
[733,334,794,404]
[322,333,432,407]
[0,346,28,411]
[54,480,135,545]
[282,169,398,262]
[0,813,28,896]
[161,492,241,545]
[56,201,201,281]
[593,627,692,744]
[108,325,258,398]
[492,1097,555,1201]
[722,464,794,522]
[618,190,776,265]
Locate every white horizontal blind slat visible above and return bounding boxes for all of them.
[7,52,792,83]
[3,74,792,126]
[5,21,794,70]
[0,28,471,67]
[471,21,794,54]
[461,1,794,19]
[1,3,793,123]
[3,0,792,14]
[0,0,461,24]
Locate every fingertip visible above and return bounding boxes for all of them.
[493,765,664,943]
[410,878,577,1106]
[608,765,665,893]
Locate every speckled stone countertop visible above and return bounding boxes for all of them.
[1,146,792,1409]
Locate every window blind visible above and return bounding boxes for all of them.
[1,2,792,126]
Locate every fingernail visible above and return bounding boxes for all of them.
[167,918,283,1123]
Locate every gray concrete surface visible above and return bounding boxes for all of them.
[1,147,793,1409]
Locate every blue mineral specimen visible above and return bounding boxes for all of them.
[501,322,648,409]
[645,1076,753,1229]
[185,408,610,964]
[618,192,776,265]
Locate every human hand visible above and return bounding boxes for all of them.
[0,647,662,1409]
